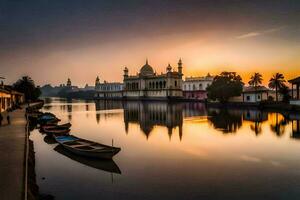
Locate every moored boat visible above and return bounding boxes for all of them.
[41,123,72,131]
[54,135,121,159]
[54,145,121,174]
[42,127,70,135]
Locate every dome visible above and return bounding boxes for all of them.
[140,60,154,76]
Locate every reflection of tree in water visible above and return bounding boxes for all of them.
[250,122,262,135]
[208,108,242,133]
[269,113,288,137]
[243,110,268,136]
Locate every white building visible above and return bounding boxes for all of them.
[242,86,270,102]
[94,76,123,99]
[183,74,214,100]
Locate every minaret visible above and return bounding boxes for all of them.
[67,78,72,87]
[166,63,172,73]
[95,76,100,86]
[123,67,129,78]
[178,58,183,76]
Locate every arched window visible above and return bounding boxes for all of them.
[159,81,162,89]
[156,82,158,89]
[163,81,166,88]
[193,84,196,90]
[175,81,177,87]
[199,83,202,89]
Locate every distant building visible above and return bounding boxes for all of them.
[183,74,214,100]
[82,84,95,91]
[95,76,123,99]
[123,59,183,100]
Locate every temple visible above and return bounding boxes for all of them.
[123,59,183,100]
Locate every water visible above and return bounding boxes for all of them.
[30,98,300,200]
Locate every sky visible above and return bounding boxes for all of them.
[0,0,300,86]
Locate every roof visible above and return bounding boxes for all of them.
[288,76,300,84]
[243,86,269,93]
[140,60,154,76]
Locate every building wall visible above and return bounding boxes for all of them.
[182,76,213,100]
[123,75,182,99]
[183,90,207,100]
[243,92,269,102]
[95,82,124,99]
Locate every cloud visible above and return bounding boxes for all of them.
[236,27,284,39]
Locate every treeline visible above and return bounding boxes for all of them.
[207,72,290,103]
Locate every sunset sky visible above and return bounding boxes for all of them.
[1,0,300,86]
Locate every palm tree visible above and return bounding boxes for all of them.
[268,73,285,102]
[248,73,263,101]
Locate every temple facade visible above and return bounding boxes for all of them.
[123,59,183,100]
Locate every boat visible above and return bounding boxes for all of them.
[42,127,70,135]
[54,135,121,159]
[54,145,121,174]
[37,114,60,124]
[41,123,72,131]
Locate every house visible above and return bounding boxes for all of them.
[242,86,270,102]
[288,76,300,106]
[0,86,24,113]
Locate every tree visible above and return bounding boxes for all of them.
[207,72,244,103]
[13,76,41,102]
[279,84,291,103]
[248,72,263,102]
[268,73,285,102]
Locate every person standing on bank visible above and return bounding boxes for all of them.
[0,113,3,126]
[6,114,10,124]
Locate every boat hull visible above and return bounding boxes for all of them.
[61,144,121,159]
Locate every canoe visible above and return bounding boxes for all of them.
[54,145,121,174]
[54,135,121,159]
[42,128,70,135]
[41,123,72,131]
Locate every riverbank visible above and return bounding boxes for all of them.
[0,101,44,200]
[0,105,28,200]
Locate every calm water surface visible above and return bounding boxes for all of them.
[30,98,300,200]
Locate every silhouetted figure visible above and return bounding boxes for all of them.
[0,113,3,126]
[7,114,10,124]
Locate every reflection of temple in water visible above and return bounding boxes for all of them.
[123,101,183,140]
[95,100,123,124]
[182,102,207,117]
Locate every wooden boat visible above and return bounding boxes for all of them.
[38,116,60,124]
[42,127,70,135]
[41,123,72,131]
[54,135,121,159]
[54,145,121,174]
